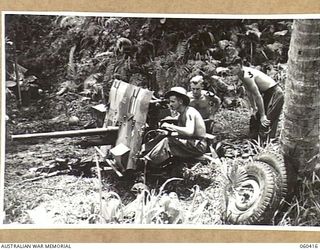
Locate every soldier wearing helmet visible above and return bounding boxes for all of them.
[139,86,207,166]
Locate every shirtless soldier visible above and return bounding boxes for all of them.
[188,75,221,132]
[139,86,207,166]
[231,58,284,140]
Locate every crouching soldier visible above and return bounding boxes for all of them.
[139,87,207,168]
[231,57,284,140]
[187,75,221,132]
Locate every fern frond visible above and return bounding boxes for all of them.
[203,62,217,75]
[104,18,121,28]
[191,60,206,71]
[228,165,249,189]
[176,40,188,60]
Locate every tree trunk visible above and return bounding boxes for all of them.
[281,19,320,183]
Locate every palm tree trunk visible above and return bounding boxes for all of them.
[281,20,320,182]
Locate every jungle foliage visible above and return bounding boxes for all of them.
[5,15,292,98]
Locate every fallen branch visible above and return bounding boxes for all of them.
[10,170,69,188]
[29,185,65,191]
[56,86,68,96]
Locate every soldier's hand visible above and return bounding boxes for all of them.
[161,122,175,131]
[157,128,169,135]
[260,115,271,127]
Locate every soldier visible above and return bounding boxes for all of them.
[139,87,207,167]
[187,75,221,132]
[231,57,284,140]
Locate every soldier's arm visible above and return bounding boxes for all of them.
[243,77,270,127]
[243,78,265,115]
[162,110,196,137]
[244,84,257,113]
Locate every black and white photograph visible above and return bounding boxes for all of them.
[1,12,319,227]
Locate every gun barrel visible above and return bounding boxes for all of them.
[11,126,119,140]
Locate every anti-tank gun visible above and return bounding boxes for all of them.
[10,80,159,176]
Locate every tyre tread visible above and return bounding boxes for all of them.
[254,152,288,200]
[226,161,277,225]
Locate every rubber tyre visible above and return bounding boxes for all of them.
[254,152,288,201]
[226,161,279,225]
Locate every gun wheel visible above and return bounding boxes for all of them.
[226,161,280,225]
[254,151,288,200]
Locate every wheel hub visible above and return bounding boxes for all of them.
[234,179,260,211]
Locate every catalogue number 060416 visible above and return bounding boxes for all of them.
[300,244,319,248]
